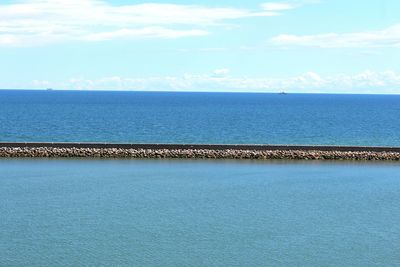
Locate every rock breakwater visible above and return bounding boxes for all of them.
[1,146,400,161]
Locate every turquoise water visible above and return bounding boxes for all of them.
[1,159,399,266]
[1,90,400,146]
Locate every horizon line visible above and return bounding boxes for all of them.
[1,88,400,96]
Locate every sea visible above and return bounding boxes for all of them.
[1,90,400,146]
[1,159,399,266]
[1,90,400,266]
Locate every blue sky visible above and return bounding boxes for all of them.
[0,0,399,93]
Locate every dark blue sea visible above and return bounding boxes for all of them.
[1,90,400,146]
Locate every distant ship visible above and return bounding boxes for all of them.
[278,91,287,95]
[46,88,53,91]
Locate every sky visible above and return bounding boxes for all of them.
[0,0,400,93]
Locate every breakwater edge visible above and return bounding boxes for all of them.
[1,143,400,161]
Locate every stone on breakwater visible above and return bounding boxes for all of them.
[0,146,400,161]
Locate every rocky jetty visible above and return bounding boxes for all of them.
[1,146,400,161]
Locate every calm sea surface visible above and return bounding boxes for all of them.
[1,91,400,266]
[1,90,400,146]
[1,159,399,266]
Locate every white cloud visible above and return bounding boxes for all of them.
[270,24,400,48]
[31,70,400,94]
[262,3,296,11]
[213,68,230,77]
[262,0,319,11]
[83,27,208,41]
[0,0,282,46]
[32,79,50,87]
